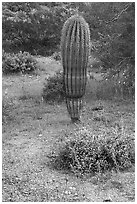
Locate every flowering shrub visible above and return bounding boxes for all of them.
[50,125,135,175]
[2,50,37,74]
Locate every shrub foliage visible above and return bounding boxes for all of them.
[2,50,37,74]
[42,71,64,103]
[52,51,61,61]
[50,126,135,175]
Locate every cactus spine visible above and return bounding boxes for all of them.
[61,14,90,122]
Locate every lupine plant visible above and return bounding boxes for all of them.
[61,14,90,122]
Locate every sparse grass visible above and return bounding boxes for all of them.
[2,98,15,125]
[86,76,135,101]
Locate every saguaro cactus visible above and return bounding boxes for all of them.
[61,14,90,122]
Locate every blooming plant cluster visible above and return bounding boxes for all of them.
[51,125,135,175]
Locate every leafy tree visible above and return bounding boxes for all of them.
[80,2,135,91]
[2,2,76,55]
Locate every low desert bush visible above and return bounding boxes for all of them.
[50,125,135,175]
[2,50,37,74]
[42,71,64,103]
[52,51,61,61]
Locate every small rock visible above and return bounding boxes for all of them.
[92,106,104,111]
[64,190,71,195]
[103,199,112,202]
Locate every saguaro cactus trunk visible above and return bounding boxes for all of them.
[61,14,90,122]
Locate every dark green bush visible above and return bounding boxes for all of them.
[50,126,135,175]
[52,51,61,61]
[2,50,37,74]
[42,71,64,103]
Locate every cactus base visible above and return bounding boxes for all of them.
[71,117,81,123]
[66,97,83,121]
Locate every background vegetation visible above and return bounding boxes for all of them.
[2,2,135,68]
[2,2,135,92]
